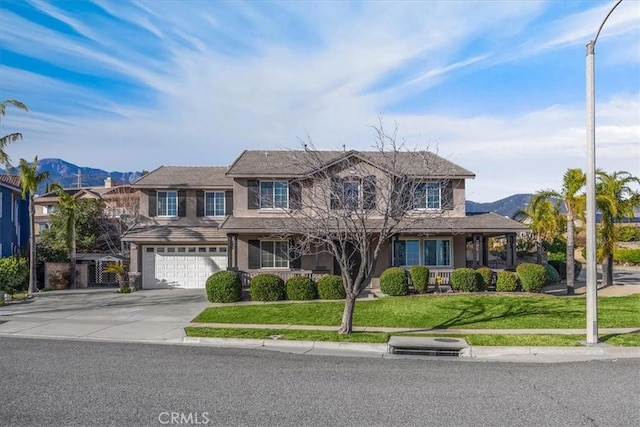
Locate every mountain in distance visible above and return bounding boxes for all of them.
[2,158,532,215]
[0,158,142,194]
[466,193,533,218]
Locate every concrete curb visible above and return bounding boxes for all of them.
[470,345,640,358]
[183,336,388,353]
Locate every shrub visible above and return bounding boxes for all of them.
[117,286,132,294]
[548,259,583,280]
[516,263,547,293]
[317,275,346,300]
[495,271,519,292]
[380,267,409,296]
[0,255,28,296]
[450,268,480,292]
[409,265,429,293]
[206,271,242,303]
[544,264,561,284]
[475,267,493,290]
[285,276,317,301]
[614,248,640,265]
[547,252,565,262]
[249,274,285,301]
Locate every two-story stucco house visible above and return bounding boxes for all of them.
[0,174,29,258]
[123,150,526,290]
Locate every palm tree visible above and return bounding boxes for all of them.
[513,196,562,264]
[50,183,80,289]
[0,100,28,168]
[18,157,50,295]
[533,168,586,294]
[596,170,640,286]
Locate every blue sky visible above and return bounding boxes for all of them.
[1,0,638,201]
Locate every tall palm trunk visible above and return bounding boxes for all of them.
[28,196,37,294]
[566,207,575,295]
[70,224,77,289]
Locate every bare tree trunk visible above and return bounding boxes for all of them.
[602,256,614,286]
[338,293,357,334]
[566,214,575,295]
[28,197,37,295]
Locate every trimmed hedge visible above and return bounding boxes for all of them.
[380,267,409,296]
[317,275,346,300]
[249,274,285,301]
[475,267,493,290]
[544,264,561,284]
[409,265,429,293]
[450,268,480,292]
[206,271,242,303]
[516,263,546,293]
[285,276,317,301]
[495,271,518,292]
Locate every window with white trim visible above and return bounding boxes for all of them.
[260,241,289,268]
[260,181,288,209]
[205,191,225,216]
[397,240,420,266]
[395,237,452,267]
[342,179,360,210]
[157,191,178,216]
[413,182,441,210]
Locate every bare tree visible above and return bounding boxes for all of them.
[267,120,455,333]
[98,186,140,255]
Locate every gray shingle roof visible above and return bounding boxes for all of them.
[226,150,475,179]
[121,225,227,242]
[220,212,526,234]
[132,166,233,188]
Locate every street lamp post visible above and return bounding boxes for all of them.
[585,0,624,345]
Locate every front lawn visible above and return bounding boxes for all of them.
[192,294,640,329]
[185,327,640,347]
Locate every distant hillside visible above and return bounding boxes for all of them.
[466,193,533,217]
[0,158,142,194]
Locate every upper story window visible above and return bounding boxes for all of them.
[42,204,56,214]
[331,175,376,211]
[414,182,441,210]
[260,181,288,209]
[205,191,225,217]
[157,191,178,217]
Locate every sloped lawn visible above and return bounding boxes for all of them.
[192,294,640,329]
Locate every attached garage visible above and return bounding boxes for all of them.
[142,245,228,289]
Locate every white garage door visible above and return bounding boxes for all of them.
[142,245,228,289]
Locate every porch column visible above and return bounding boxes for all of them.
[482,236,489,266]
[506,233,517,269]
[227,234,238,271]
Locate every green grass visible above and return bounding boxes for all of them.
[193,294,640,329]
[184,327,388,343]
[184,327,640,347]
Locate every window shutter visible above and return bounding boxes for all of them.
[225,190,233,215]
[330,176,341,209]
[148,190,157,217]
[289,181,301,210]
[248,180,259,210]
[442,181,454,210]
[178,191,187,217]
[196,191,204,217]
[363,175,376,210]
[248,240,261,269]
[289,239,301,269]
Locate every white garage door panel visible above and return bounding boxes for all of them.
[142,246,228,289]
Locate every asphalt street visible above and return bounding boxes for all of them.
[1,337,638,426]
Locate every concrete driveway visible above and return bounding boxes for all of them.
[0,288,209,343]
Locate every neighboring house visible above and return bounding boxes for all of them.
[33,177,136,237]
[0,174,29,258]
[123,150,527,290]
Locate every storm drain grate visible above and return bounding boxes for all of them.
[388,336,469,357]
